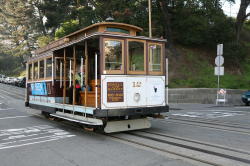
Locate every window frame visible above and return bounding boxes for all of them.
[127,39,146,75]
[106,27,130,35]
[28,62,33,81]
[33,61,39,81]
[103,38,124,75]
[45,56,53,79]
[39,59,45,79]
[148,42,164,75]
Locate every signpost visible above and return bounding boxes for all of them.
[215,44,225,105]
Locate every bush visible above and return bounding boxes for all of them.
[223,42,247,67]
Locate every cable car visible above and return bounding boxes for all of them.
[25,22,169,133]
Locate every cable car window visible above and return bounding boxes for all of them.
[28,63,32,80]
[149,44,162,73]
[39,60,44,79]
[104,39,124,74]
[56,58,64,78]
[106,27,129,34]
[34,62,38,80]
[46,58,52,77]
[128,41,145,73]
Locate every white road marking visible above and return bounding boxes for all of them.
[0,115,30,120]
[171,111,243,119]
[0,108,15,111]
[0,135,74,150]
[234,106,250,109]
[0,125,75,150]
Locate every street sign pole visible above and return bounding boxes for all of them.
[215,44,224,105]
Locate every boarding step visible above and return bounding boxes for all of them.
[50,112,103,126]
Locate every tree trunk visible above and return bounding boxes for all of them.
[236,0,250,43]
[158,0,179,57]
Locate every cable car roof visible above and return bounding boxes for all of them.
[32,22,166,60]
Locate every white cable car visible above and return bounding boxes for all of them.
[25,22,169,133]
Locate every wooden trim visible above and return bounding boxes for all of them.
[127,39,146,75]
[147,42,164,75]
[32,63,34,82]
[27,63,33,81]
[27,77,52,83]
[99,37,104,75]
[124,39,128,75]
[146,42,149,75]
[45,56,53,79]
[103,38,124,75]
[44,59,47,79]
[162,43,166,76]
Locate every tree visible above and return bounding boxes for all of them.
[0,0,38,66]
[236,0,250,43]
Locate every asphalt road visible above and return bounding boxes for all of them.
[0,83,250,166]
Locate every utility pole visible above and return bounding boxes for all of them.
[148,0,152,38]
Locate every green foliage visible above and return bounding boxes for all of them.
[244,20,250,31]
[0,51,24,76]
[170,51,217,88]
[169,48,250,89]
[223,42,248,67]
[55,20,80,39]
[37,35,53,48]
[172,1,234,47]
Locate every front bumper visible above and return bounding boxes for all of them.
[93,105,169,118]
[242,97,250,103]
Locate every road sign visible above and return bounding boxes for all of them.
[215,56,224,66]
[215,67,224,75]
[217,44,223,56]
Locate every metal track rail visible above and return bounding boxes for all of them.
[169,117,250,130]
[160,118,250,135]
[126,132,250,164]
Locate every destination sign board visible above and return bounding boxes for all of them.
[107,82,124,102]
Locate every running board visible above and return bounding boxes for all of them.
[104,118,151,133]
[50,112,103,126]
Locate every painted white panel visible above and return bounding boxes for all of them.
[126,77,147,107]
[101,75,127,109]
[146,76,165,106]
[101,75,166,109]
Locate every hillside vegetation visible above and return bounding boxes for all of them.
[170,22,250,89]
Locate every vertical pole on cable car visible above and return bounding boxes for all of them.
[69,60,72,87]
[84,40,88,117]
[95,53,98,108]
[60,61,63,88]
[73,45,76,111]
[52,55,54,86]
[166,58,169,105]
[63,48,67,105]
[81,57,83,87]
[32,63,34,82]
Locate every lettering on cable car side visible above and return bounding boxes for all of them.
[107,82,124,102]
[132,81,142,87]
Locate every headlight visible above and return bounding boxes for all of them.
[242,94,246,98]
